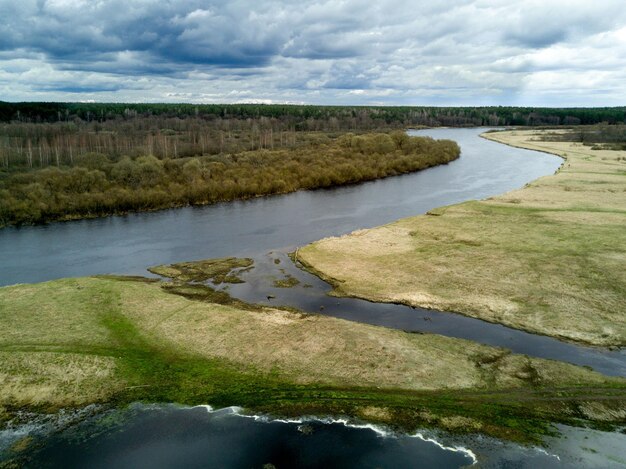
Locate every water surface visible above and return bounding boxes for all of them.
[16,406,475,469]
[0,128,561,285]
[4,404,624,468]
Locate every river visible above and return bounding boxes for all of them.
[0,128,560,285]
[1,128,624,467]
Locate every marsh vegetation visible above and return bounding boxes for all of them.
[148,257,254,284]
[537,124,626,150]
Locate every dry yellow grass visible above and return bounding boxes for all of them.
[0,277,128,412]
[0,278,116,347]
[110,279,594,391]
[0,351,118,408]
[298,130,626,346]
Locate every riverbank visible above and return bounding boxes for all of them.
[1,270,625,456]
[297,129,626,347]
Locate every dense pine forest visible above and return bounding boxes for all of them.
[2,102,626,127]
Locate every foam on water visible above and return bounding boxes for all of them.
[535,447,561,461]
[413,432,477,465]
[187,404,477,464]
[5,403,622,467]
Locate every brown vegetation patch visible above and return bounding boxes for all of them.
[0,351,119,408]
[0,132,460,227]
[148,257,253,284]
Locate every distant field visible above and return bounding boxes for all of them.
[1,272,625,445]
[298,129,626,346]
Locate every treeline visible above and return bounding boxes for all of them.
[0,118,311,169]
[3,105,625,171]
[540,124,626,150]
[2,102,625,127]
[0,132,460,227]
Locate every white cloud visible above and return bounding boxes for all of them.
[0,0,625,105]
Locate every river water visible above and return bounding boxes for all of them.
[2,404,625,468]
[1,128,625,467]
[0,128,559,285]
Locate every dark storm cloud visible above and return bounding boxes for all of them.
[0,0,291,71]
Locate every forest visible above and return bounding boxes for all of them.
[2,102,626,128]
[2,104,624,171]
[0,131,460,227]
[2,102,623,228]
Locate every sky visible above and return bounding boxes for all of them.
[1,0,625,106]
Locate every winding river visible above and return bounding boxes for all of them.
[2,128,625,467]
[0,128,560,285]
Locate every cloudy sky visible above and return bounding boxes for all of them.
[1,0,625,106]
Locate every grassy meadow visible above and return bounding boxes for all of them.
[298,129,626,346]
[1,270,625,446]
